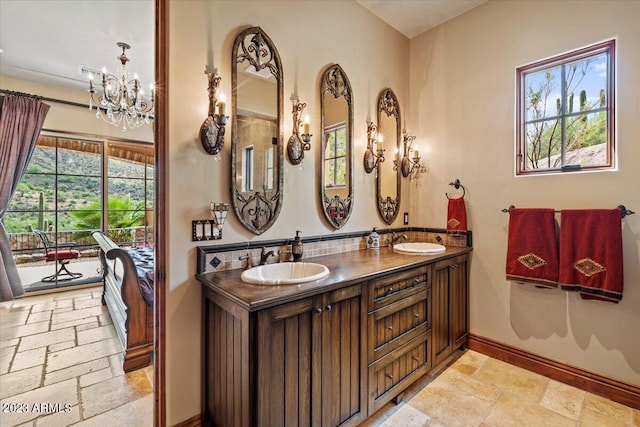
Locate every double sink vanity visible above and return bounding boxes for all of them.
[197,242,471,426]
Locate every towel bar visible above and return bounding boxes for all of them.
[501,205,635,219]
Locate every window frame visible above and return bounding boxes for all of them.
[324,122,347,189]
[515,39,616,176]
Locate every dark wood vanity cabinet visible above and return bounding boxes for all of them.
[203,284,365,427]
[201,249,470,427]
[255,285,366,427]
[432,254,469,367]
[366,266,431,413]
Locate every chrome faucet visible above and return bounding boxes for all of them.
[259,247,277,265]
[388,233,408,247]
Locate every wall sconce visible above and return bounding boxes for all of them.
[363,120,385,173]
[200,69,228,156]
[191,202,228,241]
[400,132,427,179]
[287,97,312,165]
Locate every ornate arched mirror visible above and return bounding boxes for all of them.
[376,88,401,224]
[231,27,283,234]
[320,64,353,229]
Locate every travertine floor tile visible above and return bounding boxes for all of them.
[472,358,549,404]
[1,337,19,349]
[80,369,152,419]
[77,325,117,346]
[0,321,50,341]
[76,321,100,332]
[0,310,30,328]
[11,347,47,372]
[50,305,105,325]
[409,373,493,426]
[581,392,633,426]
[449,349,489,376]
[434,366,501,403]
[382,403,431,426]
[43,357,110,386]
[50,316,100,331]
[72,394,153,427]
[19,328,75,352]
[35,404,80,427]
[26,310,51,324]
[1,345,16,374]
[0,378,78,426]
[46,337,121,372]
[74,297,102,310]
[48,340,76,353]
[483,392,575,427]
[79,367,113,387]
[539,380,585,420]
[0,365,43,400]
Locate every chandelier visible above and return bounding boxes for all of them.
[88,42,154,130]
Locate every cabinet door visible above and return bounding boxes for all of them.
[320,285,365,427]
[432,255,469,367]
[256,297,319,427]
[450,255,469,349]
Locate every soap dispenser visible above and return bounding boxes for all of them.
[292,230,303,261]
[367,227,380,249]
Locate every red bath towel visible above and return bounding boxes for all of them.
[559,209,624,303]
[506,208,559,287]
[447,197,467,233]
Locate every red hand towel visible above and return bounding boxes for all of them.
[506,208,558,288]
[447,197,467,233]
[559,209,623,303]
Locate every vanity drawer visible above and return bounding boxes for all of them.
[370,288,429,362]
[368,334,430,413]
[369,267,428,311]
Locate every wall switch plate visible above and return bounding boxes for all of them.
[403,212,409,225]
[192,219,222,241]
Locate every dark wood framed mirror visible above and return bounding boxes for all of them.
[231,26,284,235]
[376,88,401,224]
[320,64,353,229]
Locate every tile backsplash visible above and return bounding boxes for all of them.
[201,230,469,274]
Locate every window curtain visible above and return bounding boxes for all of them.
[0,95,50,302]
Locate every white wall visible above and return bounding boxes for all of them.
[167,1,409,424]
[409,0,640,386]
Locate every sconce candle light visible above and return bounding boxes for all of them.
[287,97,312,165]
[363,119,385,173]
[200,69,229,156]
[400,132,427,179]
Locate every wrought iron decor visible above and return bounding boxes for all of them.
[200,70,228,156]
[287,98,312,164]
[231,26,283,235]
[376,88,401,225]
[320,64,354,229]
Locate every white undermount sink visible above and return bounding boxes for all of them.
[240,262,330,285]
[393,242,446,255]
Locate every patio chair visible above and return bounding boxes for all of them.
[33,230,83,282]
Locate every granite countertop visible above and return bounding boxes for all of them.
[197,245,472,312]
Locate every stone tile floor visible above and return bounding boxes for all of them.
[0,286,153,427]
[2,286,638,427]
[364,350,640,426]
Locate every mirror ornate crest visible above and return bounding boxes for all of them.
[376,88,401,224]
[320,64,353,229]
[231,26,283,234]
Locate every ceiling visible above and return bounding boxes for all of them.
[0,1,483,94]
[0,0,154,92]
[356,0,486,39]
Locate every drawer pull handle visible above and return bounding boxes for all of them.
[412,356,419,362]
[387,287,394,293]
[386,374,393,380]
[387,326,393,331]
[315,307,323,314]
[450,264,458,269]
[325,304,332,311]
[414,313,419,318]
[414,278,421,285]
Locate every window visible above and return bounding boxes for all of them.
[516,39,615,175]
[324,123,347,188]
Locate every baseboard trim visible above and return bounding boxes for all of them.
[467,334,640,410]
[172,413,202,427]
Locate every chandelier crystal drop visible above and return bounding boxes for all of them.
[88,42,154,131]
